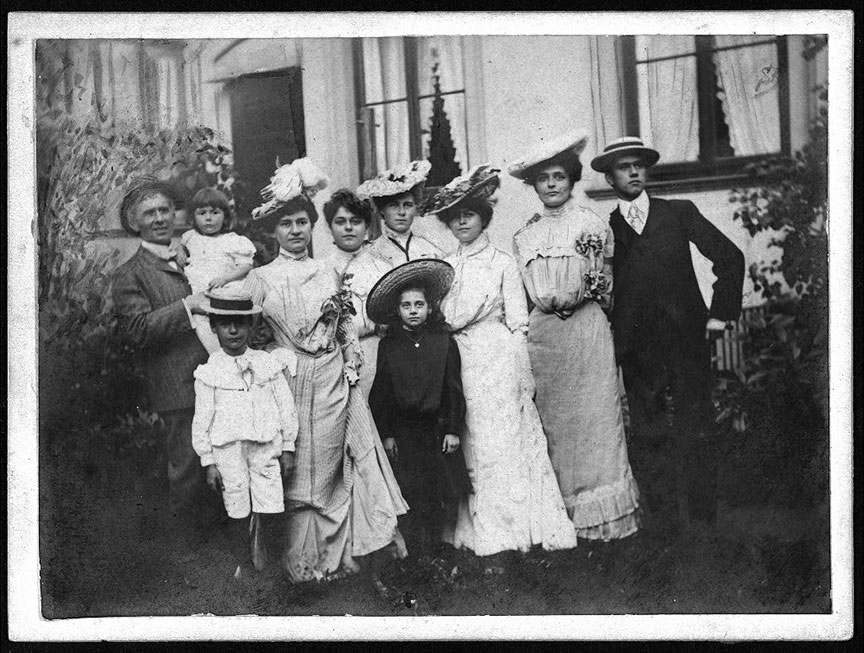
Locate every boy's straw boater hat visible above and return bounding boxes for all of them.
[356,160,432,200]
[202,288,263,316]
[507,129,590,180]
[424,164,501,216]
[366,259,455,324]
[590,136,661,173]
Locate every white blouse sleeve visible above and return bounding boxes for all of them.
[501,254,530,335]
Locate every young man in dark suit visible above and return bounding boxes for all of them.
[111,178,215,542]
[591,137,745,531]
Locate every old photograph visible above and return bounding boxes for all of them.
[8,11,853,641]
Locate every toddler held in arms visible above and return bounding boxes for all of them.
[181,188,257,353]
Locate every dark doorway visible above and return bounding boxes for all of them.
[228,67,306,211]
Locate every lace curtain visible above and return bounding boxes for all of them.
[713,35,781,156]
[635,35,700,164]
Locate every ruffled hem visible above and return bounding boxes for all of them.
[563,474,642,540]
[575,508,642,541]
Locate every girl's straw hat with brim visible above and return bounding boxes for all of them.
[366,259,455,324]
[507,129,590,180]
[356,160,432,199]
[202,288,263,316]
[424,164,501,216]
[590,136,660,173]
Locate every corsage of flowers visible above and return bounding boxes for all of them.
[575,233,608,302]
[251,157,329,221]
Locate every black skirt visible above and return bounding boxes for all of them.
[390,416,472,506]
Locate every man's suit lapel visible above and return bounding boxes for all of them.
[640,197,663,240]
[137,246,188,279]
[611,207,635,253]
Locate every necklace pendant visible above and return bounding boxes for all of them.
[414,342,420,348]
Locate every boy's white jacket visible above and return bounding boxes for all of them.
[191,347,299,467]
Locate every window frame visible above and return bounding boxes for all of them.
[351,36,468,183]
[590,34,791,197]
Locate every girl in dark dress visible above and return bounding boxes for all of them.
[367,260,472,558]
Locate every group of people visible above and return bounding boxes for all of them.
[111,128,745,587]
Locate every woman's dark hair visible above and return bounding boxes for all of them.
[323,189,372,227]
[120,178,177,234]
[258,195,319,233]
[437,196,494,229]
[189,187,234,234]
[370,187,422,214]
[522,151,583,187]
[383,283,446,334]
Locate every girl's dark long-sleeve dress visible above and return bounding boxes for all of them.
[369,327,472,511]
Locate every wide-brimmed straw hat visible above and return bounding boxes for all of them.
[356,160,432,200]
[590,136,660,173]
[424,164,501,215]
[366,259,455,324]
[202,288,263,316]
[507,129,590,180]
[251,157,329,221]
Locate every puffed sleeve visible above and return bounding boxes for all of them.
[438,337,466,438]
[181,229,194,248]
[229,234,257,268]
[368,340,395,440]
[685,201,745,321]
[111,267,195,352]
[271,371,298,453]
[191,377,216,467]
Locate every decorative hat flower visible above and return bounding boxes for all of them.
[356,160,432,199]
[424,164,500,215]
[252,157,329,221]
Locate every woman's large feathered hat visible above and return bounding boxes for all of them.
[251,157,329,221]
[356,160,432,200]
[366,259,455,324]
[507,129,589,180]
[424,164,500,216]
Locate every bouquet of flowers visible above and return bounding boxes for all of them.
[576,232,608,303]
[584,269,608,302]
[320,273,357,325]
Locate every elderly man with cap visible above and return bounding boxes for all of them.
[591,137,745,531]
[111,177,218,544]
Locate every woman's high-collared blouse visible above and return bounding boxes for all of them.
[512,198,614,314]
[441,233,529,335]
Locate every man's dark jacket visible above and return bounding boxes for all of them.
[610,197,745,410]
[111,246,207,413]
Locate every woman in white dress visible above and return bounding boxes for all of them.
[428,166,578,566]
[244,159,408,582]
[509,131,641,541]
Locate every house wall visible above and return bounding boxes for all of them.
[79,35,823,303]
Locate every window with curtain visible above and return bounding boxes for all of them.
[592,35,790,185]
[354,36,468,187]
